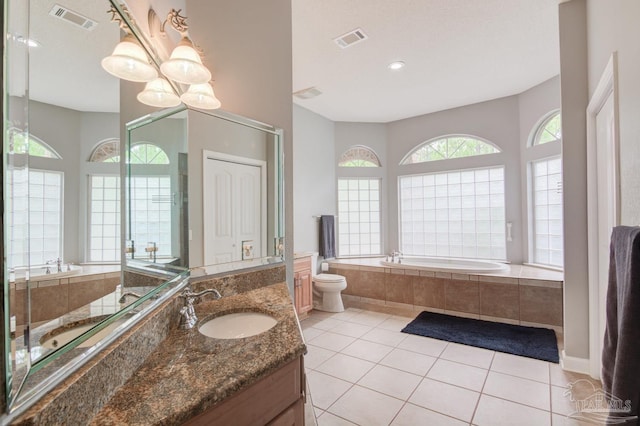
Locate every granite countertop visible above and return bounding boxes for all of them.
[91,282,306,425]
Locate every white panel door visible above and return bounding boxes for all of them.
[203,158,262,265]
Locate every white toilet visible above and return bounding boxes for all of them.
[313,274,347,312]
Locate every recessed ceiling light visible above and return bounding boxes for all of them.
[388,61,405,71]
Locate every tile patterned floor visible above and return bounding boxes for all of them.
[301,308,603,426]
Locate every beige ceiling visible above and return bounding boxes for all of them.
[292,0,560,123]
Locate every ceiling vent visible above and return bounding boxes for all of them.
[293,87,322,100]
[49,4,97,31]
[334,28,368,49]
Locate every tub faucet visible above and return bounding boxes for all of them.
[178,287,222,329]
[46,258,62,273]
[389,251,403,263]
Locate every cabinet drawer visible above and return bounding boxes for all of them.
[183,357,302,426]
[294,256,311,273]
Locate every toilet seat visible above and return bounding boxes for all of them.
[313,273,345,283]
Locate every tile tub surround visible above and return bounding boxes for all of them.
[328,260,563,329]
[11,264,296,425]
[11,270,121,326]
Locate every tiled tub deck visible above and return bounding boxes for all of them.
[327,259,564,331]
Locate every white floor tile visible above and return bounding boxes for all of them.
[329,321,373,338]
[327,308,363,322]
[473,394,551,426]
[346,311,391,327]
[380,348,437,376]
[307,370,352,410]
[397,334,448,357]
[491,352,550,383]
[360,328,407,347]
[309,331,357,352]
[358,365,422,400]
[483,371,551,410]
[313,318,347,331]
[378,317,412,332]
[391,403,468,426]
[427,358,488,392]
[317,412,357,426]
[409,378,480,422]
[328,385,404,426]
[305,345,337,370]
[341,339,394,363]
[551,413,599,426]
[315,353,376,383]
[439,342,494,369]
[304,327,326,341]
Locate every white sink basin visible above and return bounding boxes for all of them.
[40,321,122,349]
[198,312,277,339]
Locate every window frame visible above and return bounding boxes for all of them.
[338,145,382,168]
[400,134,501,165]
[336,177,383,257]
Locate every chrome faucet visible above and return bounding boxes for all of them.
[178,287,222,329]
[389,251,403,263]
[119,292,143,303]
[46,257,63,273]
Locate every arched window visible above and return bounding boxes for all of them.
[338,145,381,167]
[400,135,500,165]
[532,112,561,146]
[528,111,563,268]
[130,143,170,164]
[8,128,61,159]
[89,139,120,162]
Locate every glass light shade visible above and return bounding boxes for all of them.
[180,83,221,110]
[136,78,181,108]
[160,38,212,84]
[101,34,158,82]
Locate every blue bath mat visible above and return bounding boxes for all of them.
[402,311,559,363]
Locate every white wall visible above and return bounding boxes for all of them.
[186,0,294,287]
[293,105,335,253]
[587,0,640,226]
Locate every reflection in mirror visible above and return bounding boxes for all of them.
[3,0,186,414]
[124,107,284,278]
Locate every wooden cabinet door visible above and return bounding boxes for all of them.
[298,271,313,314]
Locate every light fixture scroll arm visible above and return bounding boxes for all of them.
[162,9,190,37]
[107,4,135,33]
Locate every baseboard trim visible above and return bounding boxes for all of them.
[561,350,591,374]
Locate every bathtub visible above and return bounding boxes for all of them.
[380,256,507,274]
[10,265,83,281]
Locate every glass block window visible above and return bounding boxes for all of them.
[532,157,563,267]
[337,178,381,256]
[533,113,561,146]
[8,169,63,268]
[8,129,61,158]
[338,146,381,167]
[401,135,500,165]
[130,176,172,258]
[89,176,121,262]
[89,140,120,163]
[399,167,506,260]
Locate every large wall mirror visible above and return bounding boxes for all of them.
[3,0,284,415]
[124,106,284,278]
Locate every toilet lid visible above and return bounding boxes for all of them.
[314,273,345,283]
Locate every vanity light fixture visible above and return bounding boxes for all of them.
[137,77,181,108]
[101,7,158,82]
[101,33,159,82]
[158,10,212,85]
[180,82,221,110]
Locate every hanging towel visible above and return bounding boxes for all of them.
[319,215,336,259]
[602,226,640,425]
